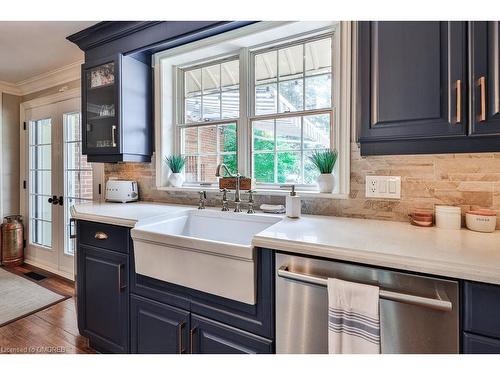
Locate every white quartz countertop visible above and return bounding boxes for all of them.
[72,202,500,284]
[252,215,500,285]
[70,201,192,227]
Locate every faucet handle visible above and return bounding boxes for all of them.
[247,189,255,203]
[247,190,256,214]
[220,188,228,201]
[220,189,230,211]
[198,190,206,210]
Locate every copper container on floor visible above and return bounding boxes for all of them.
[1,215,24,267]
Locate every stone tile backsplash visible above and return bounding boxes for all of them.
[104,143,500,229]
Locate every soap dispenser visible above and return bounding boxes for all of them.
[286,185,301,218]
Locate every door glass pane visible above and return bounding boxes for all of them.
[64,112,92,256]
[29,119,52,248]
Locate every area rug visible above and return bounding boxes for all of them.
[0,267,67,326]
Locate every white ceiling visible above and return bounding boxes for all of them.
[0,21,97,83]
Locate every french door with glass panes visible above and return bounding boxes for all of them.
[24,97,97,278]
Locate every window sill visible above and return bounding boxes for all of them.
[156,185,349,199]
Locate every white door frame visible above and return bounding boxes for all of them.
[20,88,104,279]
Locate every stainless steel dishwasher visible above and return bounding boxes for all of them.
[275,253,459,354]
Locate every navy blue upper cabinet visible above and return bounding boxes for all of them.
[358,22,467,153]
[82,53,151,163]
[358,21,500,156]
[69,21,254,163]
[470,22,500,135]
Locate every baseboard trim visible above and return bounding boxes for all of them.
[23,258,74,282]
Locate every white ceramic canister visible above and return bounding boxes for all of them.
[465,210,497,233]
[435,205,462,229]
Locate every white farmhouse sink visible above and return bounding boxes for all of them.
[131,209,282,304]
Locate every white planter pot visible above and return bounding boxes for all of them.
[168,172,185,187]
[317,173,335,193]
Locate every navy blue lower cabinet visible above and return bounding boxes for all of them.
[463,281,500,340]
[131,294,190,354]
[77,244,129,353]
[190,314,273,354]
[463,333,500,354]
[130,247,275,339]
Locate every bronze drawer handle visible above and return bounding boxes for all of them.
[178,322,186,354]
[117,263,127,292]
[190,327,197,354]
[479,76,486,122]
[94,231,108,240]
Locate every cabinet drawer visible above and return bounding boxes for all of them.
[463,281,500,339]
[463,332,500,354]
[78,220,129,254]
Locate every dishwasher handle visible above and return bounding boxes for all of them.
[277,266,453,312]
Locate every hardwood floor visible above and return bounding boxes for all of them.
[0,264,95,354]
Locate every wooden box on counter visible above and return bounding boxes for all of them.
[219,177,256,191]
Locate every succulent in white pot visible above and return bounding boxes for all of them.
[308,149,338,193]
[165,155,186,187]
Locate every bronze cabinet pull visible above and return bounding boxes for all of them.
[111,125,117,147]
[117,264,127,292]
[479,76,487,121]
[178,322,186,354]
[94,231,108,240]
[456,79,461,123]
[190,327,197,354]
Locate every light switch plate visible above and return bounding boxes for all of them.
[365,176,401,199]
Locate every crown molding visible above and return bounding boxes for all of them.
[0,80,21,95]
[67,21,162,51]
[15,61,82,95]
[0,60,82,97]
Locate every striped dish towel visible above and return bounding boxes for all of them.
[328,278,381,354]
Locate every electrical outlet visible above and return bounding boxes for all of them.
[365,176,401,199]
[368,178,377,194]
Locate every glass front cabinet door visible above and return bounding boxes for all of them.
[83,60,119,155]
[82,54,152,163]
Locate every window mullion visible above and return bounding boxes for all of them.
[216,124,220,172]
[200,68,204,122]
[196,127,201,182]
[300,116,304,184]
[219,64,222,120]
[273,119,277,184]
[239,47,250,179]
[302,42,307,111]
[276,48,280,114]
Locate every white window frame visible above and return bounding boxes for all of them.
[249,33,335,190]
[154,21,352,198]
[177,56,240,187]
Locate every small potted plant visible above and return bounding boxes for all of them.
[165,155,186,187]
[309,149,338,193]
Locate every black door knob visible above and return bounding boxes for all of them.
[48,195,58,205]
[58,196,64,206]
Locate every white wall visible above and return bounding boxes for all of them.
[1,92,21,217]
